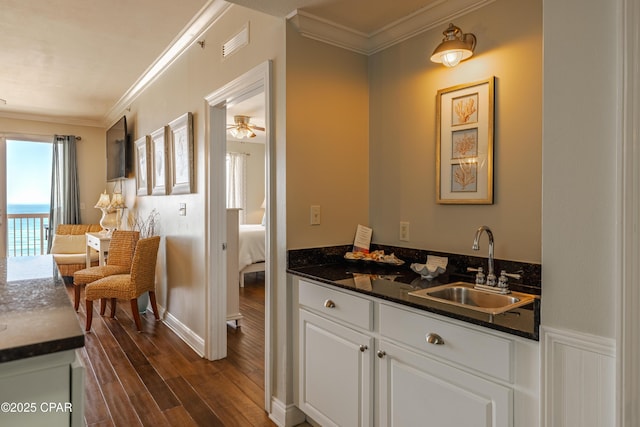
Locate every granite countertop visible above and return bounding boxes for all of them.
[288,261,540,341]
[0,255,84,363]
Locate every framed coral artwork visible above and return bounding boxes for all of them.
[436,77,495,204]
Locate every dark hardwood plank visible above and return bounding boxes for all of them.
[63,273,277,427]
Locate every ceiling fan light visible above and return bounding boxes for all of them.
[228,115,260,139]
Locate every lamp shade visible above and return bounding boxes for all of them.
[94,191,111,209]
[430,24,476,67]
[110,193,126,209]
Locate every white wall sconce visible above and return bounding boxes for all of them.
[430,23,476,67]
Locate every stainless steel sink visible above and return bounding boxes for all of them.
[408,281,537,315]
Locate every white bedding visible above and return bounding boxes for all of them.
[238,224,265,271]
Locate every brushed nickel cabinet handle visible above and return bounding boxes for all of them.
[324,299,336,308]
[377,350,386,358]
[425,333,445,345]
[360,345,368,352]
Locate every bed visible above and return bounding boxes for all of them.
[226,208,265,325]
[237,223,266,287]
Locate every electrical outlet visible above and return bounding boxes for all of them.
[399,221,410,241]
[310,205,321,225]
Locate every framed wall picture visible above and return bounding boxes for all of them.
[150,126,169,195]
[436,77,495,204]
[168,112,194,194]
[134,135,151,196]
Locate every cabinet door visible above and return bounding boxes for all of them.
[377,340,512,427]
[299,309,373,427]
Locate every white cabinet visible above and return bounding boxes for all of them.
[293,277,539,427]
[299,310,373,427]
[376,339,511,427]
[0,350,84,427]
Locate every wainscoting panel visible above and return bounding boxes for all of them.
[542,326,615,427]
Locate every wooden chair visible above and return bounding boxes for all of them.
[72,230,139,311]
[85,235,161,332]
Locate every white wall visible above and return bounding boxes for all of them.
[542,0,618,337]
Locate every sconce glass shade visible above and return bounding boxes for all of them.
[430,23,476,67]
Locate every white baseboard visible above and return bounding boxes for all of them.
[269,396,306,427]
[160,305,205,357]
[541,325,615,427]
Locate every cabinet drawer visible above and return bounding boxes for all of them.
[379,303,513,382]
[299,280,373,331]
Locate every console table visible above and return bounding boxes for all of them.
[85,232,111,268]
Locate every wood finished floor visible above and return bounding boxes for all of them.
[65,272,277,427]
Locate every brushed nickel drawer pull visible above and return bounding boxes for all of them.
[360,344,368,352]
[377,350,386,358]
[425,333,445,345]
[324,299,336,308]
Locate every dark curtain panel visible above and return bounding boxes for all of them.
[47,135,80,252]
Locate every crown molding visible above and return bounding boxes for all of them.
[288,0,495,56]
[0,110,103,128]
[104,0,232,126]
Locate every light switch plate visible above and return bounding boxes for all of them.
[310,205,321,225]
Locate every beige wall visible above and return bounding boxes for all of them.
[284,0,542,263]
[0,117,106,225]
[369,0,542,263]
[286,24,370,249]
[117,6,285,343]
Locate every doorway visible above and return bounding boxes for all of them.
[0,137,53,258]
[204,61,273,410]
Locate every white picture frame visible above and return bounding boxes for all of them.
[134,135,151,196]
[150,126,169,196]
[168,112,194,194]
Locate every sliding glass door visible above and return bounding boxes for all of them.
[0,137,6,258]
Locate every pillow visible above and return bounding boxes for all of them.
[50,234,86,254]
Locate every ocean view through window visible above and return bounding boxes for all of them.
[6,140,52,256]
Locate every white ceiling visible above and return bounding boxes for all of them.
[0,0,486,127]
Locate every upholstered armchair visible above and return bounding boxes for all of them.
[72,230,139,311]
[85,235,161,332]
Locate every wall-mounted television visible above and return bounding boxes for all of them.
[106,116,130,181]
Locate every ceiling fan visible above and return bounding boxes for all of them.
[227,115,265,139]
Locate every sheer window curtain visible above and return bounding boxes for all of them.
[47,135,81,252]
[226,152,247,224]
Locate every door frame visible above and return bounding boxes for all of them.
[0,137,6,258]
[204,60,273,410]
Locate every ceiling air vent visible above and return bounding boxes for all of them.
[222,24,249,59]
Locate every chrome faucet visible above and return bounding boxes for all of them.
[472,225,496,287]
